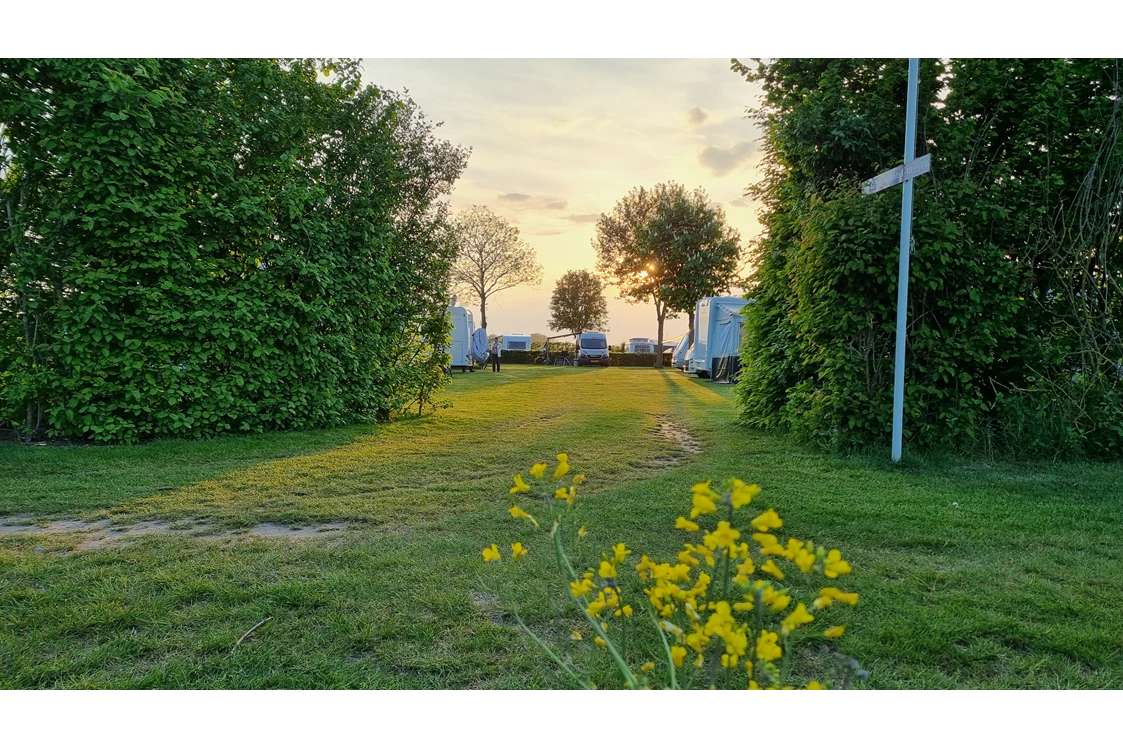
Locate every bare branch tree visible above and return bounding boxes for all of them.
[449,205,542,330]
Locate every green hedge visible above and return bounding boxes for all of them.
[0,59,468,442]
[495,350,671,367]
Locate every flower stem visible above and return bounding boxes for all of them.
[646,607,678,690]
[511,607,591,690]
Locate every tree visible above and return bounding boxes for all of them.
[645,187,742,347]
[450,206,542,330]
[549,269,609,336]
[593,182,742,368]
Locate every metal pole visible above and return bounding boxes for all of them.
[891,58,919,463]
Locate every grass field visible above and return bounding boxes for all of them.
[2,365,1121,688]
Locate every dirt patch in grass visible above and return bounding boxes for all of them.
[0,515,348,550]
[645,419,704,469]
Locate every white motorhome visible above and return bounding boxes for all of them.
[498,333,532,352]
[448,305,476,372]
[576,331,611,366]
[691,296,752,382]
[626,337,656,354]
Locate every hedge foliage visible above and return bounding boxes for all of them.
[0,59,468,442]
[734,59,1123,459]
[490,350,671,367]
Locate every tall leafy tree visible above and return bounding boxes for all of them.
[594,182,741,368]
[646,186,742,345]
[548,269,609,336]
[449,205,542,330]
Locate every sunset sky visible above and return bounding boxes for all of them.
[361,59,766,343]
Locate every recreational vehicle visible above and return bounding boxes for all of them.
[576,331,611,366]
[691,297,752,382]
[448,305,477,373]
[498,333,532,352]
[626,337,656,354]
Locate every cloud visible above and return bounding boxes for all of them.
[698,142,756,177]
[497,192,569,212]
[730,198,752,209]
[567,213,600,224]
[687,106,709,126]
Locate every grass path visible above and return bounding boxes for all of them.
[1,366,1121,688]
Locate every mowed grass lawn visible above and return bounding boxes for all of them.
[1,365,1121,688]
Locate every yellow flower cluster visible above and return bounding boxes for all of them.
[630,477,859,688]
[481,462,864,690]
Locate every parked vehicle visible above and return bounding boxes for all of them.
[497,333,532,352]
[448,305,478,372]
[672,335,691,369]
[576,331,611,366]
[691,297,752,382]
[626,337,656,354]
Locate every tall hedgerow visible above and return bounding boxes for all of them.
[0,59,468,442]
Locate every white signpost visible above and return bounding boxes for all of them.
[861,58,928,463]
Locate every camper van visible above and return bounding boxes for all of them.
[691,297,752,382]
[626,337,656,354]
[672,335,691,369]
[498,333,532,352]
[448,305,476,373]
[576,331,611,366]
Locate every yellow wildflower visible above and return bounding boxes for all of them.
[703,520,741,552]
[793,547,816,573]
[598,560,617,579]
[510,475,531,494]
[587,594,609,617]
[614,604,633,618]
[570,578,594,598]
[745,660,754,678]
[508,506,539,527]
[481,544,501,563]
[721,653,739,668]
[807,681,826,689]
[677,549,699,567]
[612,543,631,563]
[750,508,783,532]
[819,587,859,606]
[756,630,782,662]
[640,661,656,673]
[729,479,761,508]
[769,593,791,613]
[689,543,716,567]
[510,542,528,561]
[824,626,845,639]
[752,532,779,547]
[670,645,687,667]
[529,463,547,480]
[554,486,576,503]
[748,680,761,690]
[594,636,606,647]
[824,549,852,578]
[781,602,815,635]
[690,481,719,518]
[570,630,583,641]
[761,559,784,581]
[573,473,586,485]
[578,526,588,538]
[694,653,705,669]
[733,557,756,585]
[675,516,700,532]
[553,454,570,480]
[733,600,754,612]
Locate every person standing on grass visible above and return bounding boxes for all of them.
[490,339,501,373]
